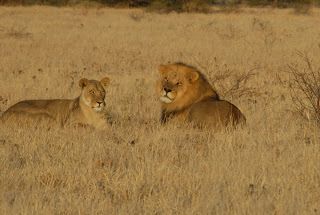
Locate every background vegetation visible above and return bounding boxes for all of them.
[0,0,319,11]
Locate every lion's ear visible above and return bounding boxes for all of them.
[188,71,199,83]
[79,78,89,88]
[100,77,110,87]
[158,65,168,75]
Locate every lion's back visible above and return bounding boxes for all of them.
[189,99,246,128]
[1,99,75,125]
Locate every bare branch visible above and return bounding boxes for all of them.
[286,53,320,124]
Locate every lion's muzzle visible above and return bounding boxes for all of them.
[92,101,105,112]
[160,89,176,104]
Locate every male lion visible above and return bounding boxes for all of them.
[157,62,246,129]
[1,77,110,129]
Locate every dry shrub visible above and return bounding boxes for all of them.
[194,58,258,100]
[211,68,258,99]
[286,52,320,122]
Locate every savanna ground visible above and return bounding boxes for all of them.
[0,6,320,214]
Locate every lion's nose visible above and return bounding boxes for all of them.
[164,88,171,93]
[97,101,103,106]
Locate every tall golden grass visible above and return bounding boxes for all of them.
[1,6,320,214]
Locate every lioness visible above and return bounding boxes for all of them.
[1,77,110,129]
[157,62,246,129]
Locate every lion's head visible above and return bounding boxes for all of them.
[157,63,219,112]
[79,77,110,112]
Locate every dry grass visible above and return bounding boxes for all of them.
[1,6,320,214]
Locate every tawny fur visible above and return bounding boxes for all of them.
[157,62,246,129]
[1,77,110,129]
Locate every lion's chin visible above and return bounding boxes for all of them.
[160,96,173,104]
[93,106,104,112]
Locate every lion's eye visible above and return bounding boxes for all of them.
[90,90,95,94]
[177,82,182,86]
[164,77,168,82]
